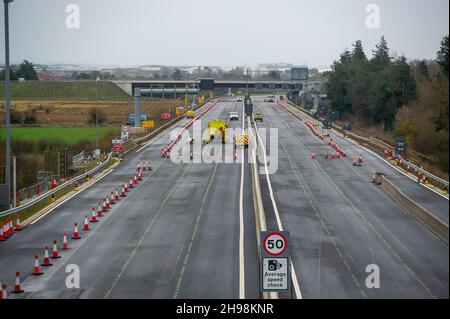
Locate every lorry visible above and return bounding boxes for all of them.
[203,119,228,144]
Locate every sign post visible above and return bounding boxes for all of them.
[260,231,290,292]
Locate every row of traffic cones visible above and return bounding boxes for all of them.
[0,218,23,242]
[136,161,153,172]
[1,168,147,298]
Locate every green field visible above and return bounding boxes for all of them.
[0,81,130,101]
[8,126,120,144]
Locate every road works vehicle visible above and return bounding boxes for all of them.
[254,113,263,122]
[203,119,228,144]
[234,133,249,148]
[186,110,195,118]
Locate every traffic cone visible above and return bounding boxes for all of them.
[1,283,7,299]
[353,159,357,166]
[71,223,81,240]
[110,192,115,204]
[422,175,427,184]
[41,245,53,266]
[137,161,141,171]
[148,162,152,171]
[129,178,134,188]
[102,198,107,212]
[11,272,24,294]
[331,151,335,159]
[62,232,69,250]
[142,161,146,171]
[358,155,363,163]
[8,221,13,236]
[133,175,138,185]
[51,178,57,189]
[51,240,61,259]
[125,182,129,192]
[97,203,103,218]
[0,227,5,241]
[311,152,315,159]
[105,196,110,209]
[32,255,44,275]
[14,217,23,231]
[121,185,126,197]
[384,149,389,157]
[91,208,98,222]
[83,214,90,231]
[115,189,119,201]
[138,170,142,181]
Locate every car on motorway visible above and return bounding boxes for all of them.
[267,95,276,102]
[236,97,242,102]
[229,112,239,121]
[254,113,263,122]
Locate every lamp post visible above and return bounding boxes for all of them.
[3,0,13,205]
[95,76,99,154]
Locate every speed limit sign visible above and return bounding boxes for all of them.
[262,231,288,256]
[260,231,290,292]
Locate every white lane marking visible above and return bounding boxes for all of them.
[29,167,116,226]
[346,138,449,201]
[104,163,192,299]
[239,100,245,299]
[284,102,448,200]
[253,117,303,299]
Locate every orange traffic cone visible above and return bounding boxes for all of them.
[0,227,5,241]
[115,189,119,201]
[129,178,134,188]
[353,159,357,166]
[51,178,57,189]
[83,214,90,231]
[41,245,53,266]
[311,152,315,159]
[110,192,115,204]
[71,223,81,240]
[32,255,44,275]
[1,283,7,299]
[384,149,389,157]
[51,240,61,259]
[137,161,141,171]
[121,185,126,197]
[102,199,107,212]
[62,232,69,250]
[124,182,129,192]
[14,217,23,231]
[11,272,24,294]
[91,208,98,222]
[105,196,110,209]
[133,175,138,185]
[97,203,103,217]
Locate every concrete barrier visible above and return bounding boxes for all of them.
[373,172,448,244]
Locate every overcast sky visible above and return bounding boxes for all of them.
[0,0,448,68]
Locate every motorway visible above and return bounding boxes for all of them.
[253,97,448,298]
[0,96,448,299]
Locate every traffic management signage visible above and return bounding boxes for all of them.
[260,231,290,292]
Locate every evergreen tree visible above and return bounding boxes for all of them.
[16,60,38,80]
[436,34,449,75]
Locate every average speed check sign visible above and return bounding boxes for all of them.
[260,231,290,292]
[263,231,287,256]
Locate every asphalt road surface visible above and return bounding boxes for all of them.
[0,96,447,299]
[253,97,448,299]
